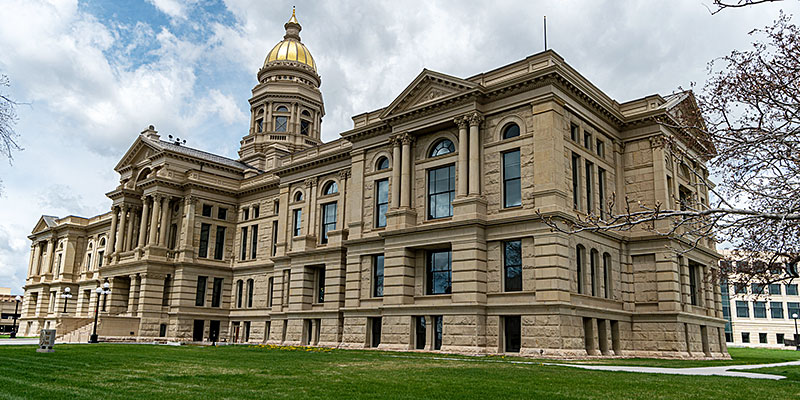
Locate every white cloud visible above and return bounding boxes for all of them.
[146,0,190,20]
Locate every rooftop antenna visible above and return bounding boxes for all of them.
[544,16,548,51]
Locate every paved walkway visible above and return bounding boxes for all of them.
[0,338,38,346]
[545,360,800,380]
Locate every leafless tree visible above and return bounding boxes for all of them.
[0,74,23,195]
[539,13,800,292]
[708,0,785,15]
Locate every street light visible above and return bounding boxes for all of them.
[61,287,72,314]
[10,295,21,338]
[89,282,111,344]
[793,313,799,351]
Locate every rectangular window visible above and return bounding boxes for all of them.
[214,226,226,260]
[679,186,692,211]
[769,284,781,295]
[256,118,263,133]
[788,302,800,318]
[736,300,749,318]
[273,200,279,215]
[268,277,274,307]
[503,150,521,208]
[741,332,750,343]
[572,153,580,210]
[195,276,207,306]
[503,241,522,292]
[315,268,325,304]
[751,283,765,294]
[271,221,278,256]
[771,301,784,319]
[375,179,389,227]
[236,280,243,308]
[217,207,227,220]
[275,116,288,132]
[426,250,452,295]
[585,161,593,214]
[570,123,579,142]
[777,333,785,344]
[504,316,521,353]
[688,264,698,306]
[735,284,747,294]
[211,277,223,307]
[596,139,604,158]
[576,246,584,294]
[433,316,443,350]
[320,202,337,244]
[373,255,384,297]
[243,208,249,221]
[415,316,426,350]
[97,251,103,268]
[198,223,210,258]
[250,225,258,259]
[247,279,254,308]
[244,321,251,342]
[759,332,767,344]
[427,165,455,219]
[162,275,171,306]
[293,209,302,236]
[753,301,767,318]
[240,227,248,261]
[301,120,310,136]
[202,204,212,217]
[584,131,592,150]
[193,320,204,341]
[787,284,798,296]
[253,205,260,218]
[598,168,606,219]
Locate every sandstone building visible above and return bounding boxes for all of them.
[18,11,727,358]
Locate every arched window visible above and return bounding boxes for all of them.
[576,245,585,294]
[590,249,599,297]
[376,156,390,171]
[246,279,254,308]
[294,191,304,202]
[301,110,311,117]
[99,238,106,247]
[275,105,289,112]
[502,123,520,139]
[236,280,244,308]
[429,139,455,157]
[323,181,338,195]
[88,242,93,250]
[603,252,612,299]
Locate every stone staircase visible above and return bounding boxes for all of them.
[56,317,95,343]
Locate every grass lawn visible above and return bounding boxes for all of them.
[0,344,797,400]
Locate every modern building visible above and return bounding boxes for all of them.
[0,288,23,333]
[18,10,727,358]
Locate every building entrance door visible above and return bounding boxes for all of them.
[209,320,220,342]
[232,322,240,343]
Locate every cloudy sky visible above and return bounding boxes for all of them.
[0,0,797,293]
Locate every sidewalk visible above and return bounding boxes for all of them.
[545,360,800,380]
[0,338,38,346]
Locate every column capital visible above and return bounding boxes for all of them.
[389,134,403,147]
[454,116,469,129]
[185,195,197,206]
[399,132,415,145]
[152,193,163,202]
[140,195,149,202]
[304,177,317,188]
[467,112,484,126]
[338,169,351,180]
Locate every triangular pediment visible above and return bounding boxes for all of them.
[379,69,480,119]
[114,136,161,172]
[31,215,58,234]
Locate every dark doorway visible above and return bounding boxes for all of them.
[209,320,220,342]
[433,316,443,350]
[504,316,521,353]
[159,323,167,337]
[232,322,240,343]
[192,320,204,342]
[370,317,382,348]
[415,316,426,350]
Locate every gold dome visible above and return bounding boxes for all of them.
[265,39,316,72]
[263,8,316,72]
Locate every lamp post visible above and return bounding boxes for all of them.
[61,287,72,314]
[89,282,111,344]
[793,313,799,351]
[10,295,21,338]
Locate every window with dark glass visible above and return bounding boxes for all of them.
[751,283,765,294]
[679,186,692,211]
[735,283,747,294]
[217,207,227,220]
[759,332,767,343]
[198,223,211,258]
[590,249,598,297]
[293,209,302,236]
[323,181,338,195]
[236,280,243,308]
[300,120,310,136]
[787,284,799,296]
[271,221,278,256]
[427,165,455,219]
[168,223,178,249]
[268,277,274,307]
[273,200,279,215]
[202,204,212,217]
[250,225,258,259]
[572,153,580,210]
[247,279,254,308]
[769,284,782,295]
[376,157,389,170]
[736,300,749,318]
[320,202,337,244]
[598,168,606,219]
[429,139,455,157]
[211,277,223,307]
[253,205,260,218]
[585,161,594,214]
[240,227,248,261]
[504,316,521,353]
[771,301,784,319]
[504,241,522,292]
[503,150,521,208]
[689,263,698,306]
[789,302,800,317]
[742,332,750,343]
[584,131,592,150]
[294,191,304,202]
[315,268,325,303]
[243,208,250,221]
[502,123,520,139]
[373,255,384,297]
[433,315,443,350]
[375,179,389,227]
[596,139,604,158]
[214,226,226,260]
[426,250,452,295]
[753,301,767,318]
[370,317,381,348]
[415,316,426,350]
[778,333,785,344]
[570,123,579,142]
[275,116,288,132]
[603,253,611,298]
[576,245,585,294]
[195,276,207,306]
[256,118,263,133]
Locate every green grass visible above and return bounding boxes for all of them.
[562,347,800,368]
[0,344,798,399]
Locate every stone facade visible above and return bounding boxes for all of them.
[18,11,727,358]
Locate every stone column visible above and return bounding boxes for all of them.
[128,274,139,316]
[305,178,317,235]
[159,196,171,246]
[116,205,128,255]
[138,196,150,249]
[27,245,35,277]
[107,206,119,257]
[391,136,402,209]
[338,170,350,225]
[124,206,135,251]
[45,238,55,275]
[456,117,469,198]
[181,196,197,251]
[149,194,162,245]
[33,242,42,275]
[468,112,483,196]
[400,133,413,208]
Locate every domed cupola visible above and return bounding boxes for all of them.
[240,8,325,171]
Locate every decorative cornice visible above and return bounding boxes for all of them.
[338,169,351,180]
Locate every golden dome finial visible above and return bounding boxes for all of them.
[288,6,299,24]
